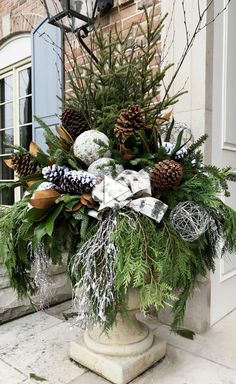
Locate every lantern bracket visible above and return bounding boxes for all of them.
[77,27,99,63]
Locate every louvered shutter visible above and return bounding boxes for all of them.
[32,17,63,152]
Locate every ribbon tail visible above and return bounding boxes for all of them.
[128,197,168,223]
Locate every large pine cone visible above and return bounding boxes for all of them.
[150,160,183,190]
[114,104,145,143]
[61,108,90,140]
[11,153,39,177]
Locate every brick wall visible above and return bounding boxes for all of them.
[63,0,160,92]
[0,0,45,41]
[0,0,159,86]
[0,1,159,43]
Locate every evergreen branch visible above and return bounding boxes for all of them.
[0,181,21,191]
[188,134,208,154]
[3,142,27,154]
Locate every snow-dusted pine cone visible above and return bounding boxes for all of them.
[42,165,70,183]
[42,165,96,195]
[162,142,187,159]
[150,160,183,190]
[59,170,97,194]
[162,142,174,155]
[175,147,187,160]
[36,182,59,192]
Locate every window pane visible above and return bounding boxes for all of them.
[0,129,14,154]
[0,157,14,180]
[0,189,14,205]
[0,75,13,103]
[0,102,13,129]
[20,125,32,149]
[19,68,31,97]
[19,97,32,125]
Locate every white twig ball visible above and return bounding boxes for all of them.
[170,201,209,242]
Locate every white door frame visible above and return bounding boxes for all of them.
[210,0,236,325]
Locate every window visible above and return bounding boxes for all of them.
[0,63,32,204]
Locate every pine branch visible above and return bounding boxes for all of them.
[187,134,208,154]
[0,181,21,191]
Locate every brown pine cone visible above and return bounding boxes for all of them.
[150,160,183,190]
[11,153,39,177]
[114,103,145,143]
[61,108,90,140]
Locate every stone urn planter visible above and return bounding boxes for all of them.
[70,288,166,384]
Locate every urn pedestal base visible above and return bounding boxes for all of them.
[69,289,166,384]
[70,335,166,384]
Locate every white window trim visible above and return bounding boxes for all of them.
[0,59,32,203]
[0,34,31,71]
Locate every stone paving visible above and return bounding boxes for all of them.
[0,301,235,384]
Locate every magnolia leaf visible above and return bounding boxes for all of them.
[119,144,135,161]
[29,197,59,210]
[26,180,45,193]
[56,125,73,143]
[34,189,60,199]
[162,109,172,122]
[29,141,40,157]
[82,193,93,202]
[124,134,137,149]
[29,373,47,382]
[57,194,81,209]
[34,203,64,243]
[62,312,78,321]
[80,199,93,209]
[64,194,94,211]
[156,110,173,125]
[176,328,195,340]
[65,202,82,212]
[4,159,15,169]
[25,207,50,223]
[29,189,61,209]
[27,179,44,188]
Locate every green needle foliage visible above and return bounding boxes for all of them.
[64,5,183,137]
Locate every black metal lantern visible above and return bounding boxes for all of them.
[44,0,113,32]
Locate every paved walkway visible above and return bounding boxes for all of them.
[0,301,235,384]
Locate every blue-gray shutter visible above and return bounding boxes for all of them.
[32,17,63,152]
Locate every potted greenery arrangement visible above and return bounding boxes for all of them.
[0,4,236,384]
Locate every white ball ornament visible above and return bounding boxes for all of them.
[88,158,124,182]
[73,130,111,166]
